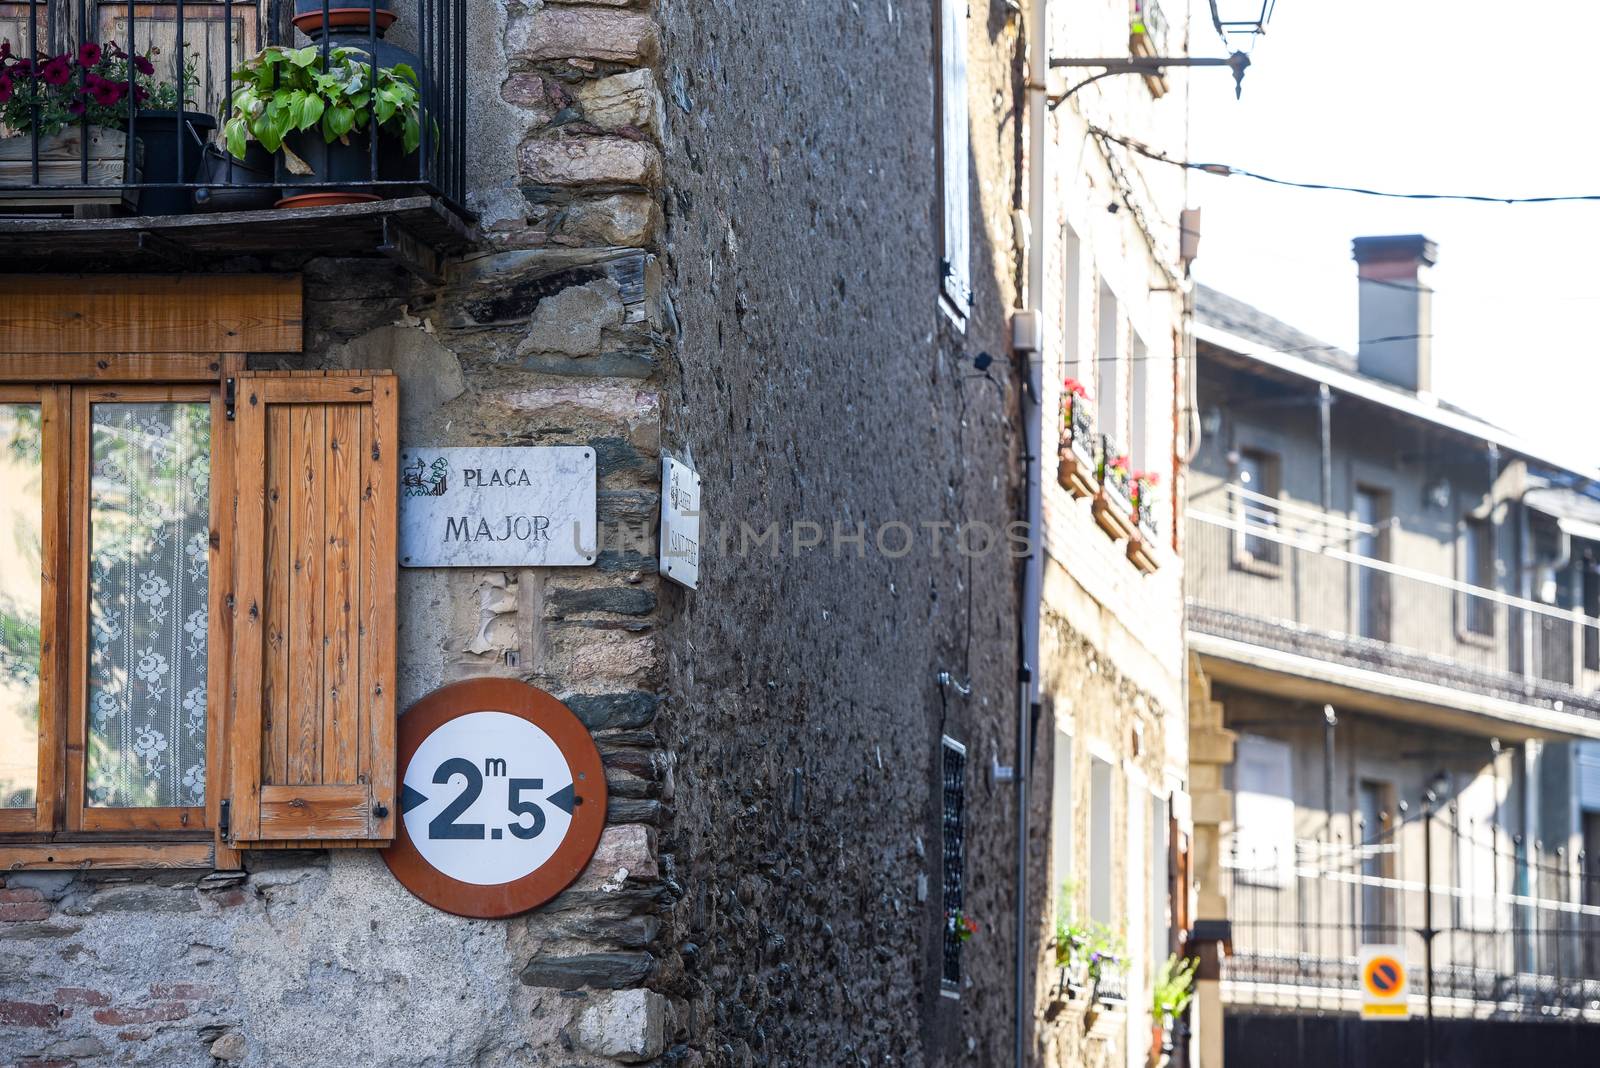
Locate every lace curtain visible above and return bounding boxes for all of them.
[0,403,42,809]
[86,402,210,809]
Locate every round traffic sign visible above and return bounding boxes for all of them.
[1363,955,1405,997]
[382,679,607,918]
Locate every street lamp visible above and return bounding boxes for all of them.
[1207,0,1275,43]
[1048,51,1251,103]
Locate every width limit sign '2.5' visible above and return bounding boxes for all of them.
[382,680,608,918]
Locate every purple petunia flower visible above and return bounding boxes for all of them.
[77,42,100,68]
[132,54,154,76]
[39,55,70,85]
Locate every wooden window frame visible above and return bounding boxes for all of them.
[0,355,241,871]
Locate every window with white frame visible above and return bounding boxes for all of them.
[1051,727,1073,919]
[937,0,970,322]
[1089,753,1114,925]
[1234,447,1282,566]
[1233,734,1294,887]
[1150,792,1170,970]
[1096,281,1121,445]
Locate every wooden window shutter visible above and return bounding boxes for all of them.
[225,372,398,845]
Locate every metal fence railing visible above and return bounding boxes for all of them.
[1186,501,1600,719]
[1223,803,1600,1020]
[0,0,464,214]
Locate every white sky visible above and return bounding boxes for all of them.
[1184,0,1600,463]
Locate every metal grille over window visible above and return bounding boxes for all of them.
[86,402,210,809]
[940,735,967,993]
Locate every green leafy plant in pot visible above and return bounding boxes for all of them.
[220,43,422,208]
[1148,953,1198,1065]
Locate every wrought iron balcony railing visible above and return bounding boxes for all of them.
[1186,491,1600,720]
[0,0,468,263]
[1222,824,1600,1020]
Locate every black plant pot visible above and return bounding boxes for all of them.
[275,124,416,206]
[192,141,277,212]
[129,110,215,215]
[292,0,396,36]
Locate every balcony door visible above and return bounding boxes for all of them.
[97,0,262,118]
[1359,779,1397,944]
[1354,487,1391,643]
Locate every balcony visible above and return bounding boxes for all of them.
[1186,488,1600,731]
[0,0,472,273]
[1128,0,1169,96]
[1222,829,1600,1021]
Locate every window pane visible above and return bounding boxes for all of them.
[0,404,43,809]
[86,403,210,809]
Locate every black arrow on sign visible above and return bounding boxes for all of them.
[401,783,428,815]
[547,783,577,816]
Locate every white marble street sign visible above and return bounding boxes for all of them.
[399,446,597,568]
[659,454,701,589]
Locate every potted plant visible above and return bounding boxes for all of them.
[0,40,166,208]
[221,43,423,207]
[292,0,397,36]
[1058,377,1098,498]
[125,49,213,215]
[1149,953,1198,1065]
[947,908,978,945]
[1130,469,1160,534]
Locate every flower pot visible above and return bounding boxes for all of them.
[275,123,416,204]
[128,110,215,215]
[292,0,396,36]
[192,141,278,212]
[0,125,140,211]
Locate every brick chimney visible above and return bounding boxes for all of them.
[1352,234,1437,393]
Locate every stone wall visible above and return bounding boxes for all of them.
[1,0,1048,1063]
[2,0,680,1061]
[651,0,1027,1062]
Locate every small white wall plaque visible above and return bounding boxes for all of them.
[399,446,597,568]
[659,455,701,589]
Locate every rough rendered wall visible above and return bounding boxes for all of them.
[653,0,1025,1064]
[0,0,676,1061]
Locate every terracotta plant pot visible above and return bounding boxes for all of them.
[291,0,395,35]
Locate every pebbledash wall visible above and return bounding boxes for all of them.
[0,1,1034,1068]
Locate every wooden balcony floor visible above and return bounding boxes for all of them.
[0,195,475,273]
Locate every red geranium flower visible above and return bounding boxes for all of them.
[39,55,70,85]
[77,42,100,68]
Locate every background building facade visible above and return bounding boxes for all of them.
[1187,235,1600,1065]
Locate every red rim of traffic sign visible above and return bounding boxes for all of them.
[381,678,608,919]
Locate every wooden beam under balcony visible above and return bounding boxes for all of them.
[0,195,473,269]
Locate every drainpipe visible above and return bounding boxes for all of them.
[1013,0,1048,1061]
[1317,384,1332,513]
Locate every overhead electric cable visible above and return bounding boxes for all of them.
[1090,125,1600,204]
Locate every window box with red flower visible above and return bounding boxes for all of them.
[1057,377,1100,498]
[0,41,178,209]
[1126,470,1162,573]
[1092,437,1138,542]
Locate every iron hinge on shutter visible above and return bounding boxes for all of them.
[219,799,231,840]
[224,377,237,421]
